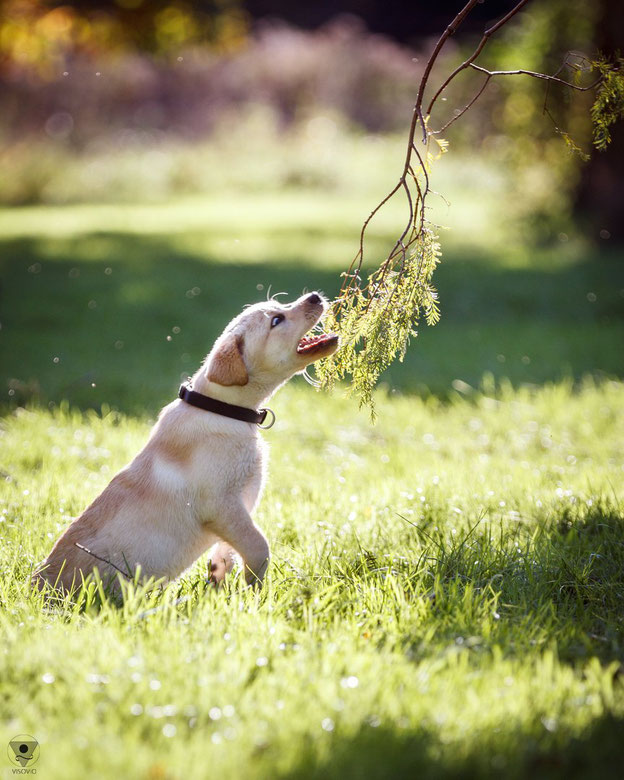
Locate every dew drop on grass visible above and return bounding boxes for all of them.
[162,724,176,737]
[321,718,334,732]
[130,704,143,716]
[42,673,55,683]
[166,335,172,342]
[209,707,222,721]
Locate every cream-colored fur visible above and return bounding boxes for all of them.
[33,292,338,594]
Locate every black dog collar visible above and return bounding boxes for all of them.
[178,383,275,429]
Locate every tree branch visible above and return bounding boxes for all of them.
[425,0,531,116]
[322,0,611,411]
[337,0,483,306]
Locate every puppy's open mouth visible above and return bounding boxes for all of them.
[296,332,339,356]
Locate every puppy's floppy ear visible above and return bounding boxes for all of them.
[206,332,248,386]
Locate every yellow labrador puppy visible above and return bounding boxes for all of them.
[33,292,338,594]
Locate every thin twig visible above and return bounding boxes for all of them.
[74,542,134,580]
[433,74,491,134]
[468,62,601,90]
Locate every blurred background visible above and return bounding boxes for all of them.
[0,0,622,413]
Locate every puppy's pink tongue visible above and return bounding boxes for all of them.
[296,333,337,354]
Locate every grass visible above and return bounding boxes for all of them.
[1,190,622,413]
[1,142,623,777]
[1,381,623,778]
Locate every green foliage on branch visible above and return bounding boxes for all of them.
[317,3,624,415]
[591,55,624,151]
[317,228,441,416]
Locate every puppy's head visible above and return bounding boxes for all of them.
[206,292,338,392]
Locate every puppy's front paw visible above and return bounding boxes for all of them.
[208,556,229,586]
[207,543,240,586]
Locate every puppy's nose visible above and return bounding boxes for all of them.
[306,293,322,305]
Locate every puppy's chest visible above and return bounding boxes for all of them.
[193,437,265,494]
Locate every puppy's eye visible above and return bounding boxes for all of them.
[270,314,285,328]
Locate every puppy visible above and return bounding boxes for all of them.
[33,292,338,594]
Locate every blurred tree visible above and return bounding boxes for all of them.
[0,0,249,79]
[575,0,624,243]
[460,0,624,244]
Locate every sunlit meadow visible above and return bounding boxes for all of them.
[1,378,623,778]
[1,115,623,780]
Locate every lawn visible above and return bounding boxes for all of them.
[1,154,623,778]
[1,382,623,778]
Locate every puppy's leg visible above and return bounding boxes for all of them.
[208,542,240,585]
[213,505,270,586]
